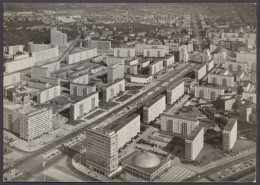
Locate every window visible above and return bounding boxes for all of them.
[83,88,88,97]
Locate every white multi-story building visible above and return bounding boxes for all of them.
[114,48,135,58]
[163,55,175,67]
[208,68,235,87]
[201,48,212,63]
[70,73,89,85]
[143,95,166,124]
[223,119,237,152]
[166,81,184,105]
[32,46,59,63]
[185,126,204,161]
[160,113,199,136]
[135,43,170,55]
[195,85,226,100]
[144,48,166,57]
[7,45,24,55]
[50,27,67,47]
[27,42,52,53]
[37,84,61,103]
[224,61,248,72]
[4,106,54,141]
[178,45,189,62]
[5,54,35,73]
[148,59,164,75]
[4,72,20,87]
[194,64,207,81]
[70,92,99,120]
[67,48,97,65]
[70,83,96,97]
[236,52,256,71]
[102,78,125,102]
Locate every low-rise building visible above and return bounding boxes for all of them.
[31,66,50,80]
[185,126,204,161]
[211,46,227,65]
[70,92,99,120]
[143,95,166,124]
[130,74,153,84]
[238,100,256,122]
[223,119,237,152]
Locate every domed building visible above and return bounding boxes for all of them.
[121,151,171,181]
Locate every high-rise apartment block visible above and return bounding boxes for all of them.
[166,81,184,105]
[70,92,99,120]
[160,113,199,136]
[223,119,237,152]
[185,126,204,161]
[107,64,125,83]
[4,106,54,141]
[50,27,67,47]
[143,95,166,124]
[101,78,125,102]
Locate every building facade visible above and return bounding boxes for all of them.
[224,61,248,72]
[143,95,166,124]
[185,126,204,161]
[67,48,98,65]
[160,114,199,136]
[148,59,164,76]
[114,48,135,58]
[102,79,125,102]
[195,85,225,100]
[50,27,67,47]
[223,119,237,152]
[107,64,125,83]
[166,81,184,105]
[70,92,99,120]
[27,42,51,53]
[37,84,61,103]
[4,72,21,87]
[194,64,207,81]
[70,83,96,97]
[32,46,59,63]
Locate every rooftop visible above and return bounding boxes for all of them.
[70,47,96,55]
[144,94,165,109]
[186,126,204,140]
[223,119,237,132]
[103,78,125,89]
[162,112,197,122]
[103,114,139,132]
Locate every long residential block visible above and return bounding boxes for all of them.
[102,78,125,102]
[166,81,184,105]
[143,95,166,124]
[70,92,99,120]
[70,83,96,97]
[223,119,237,152]
[37,84,61,103]
[67,48,97,64]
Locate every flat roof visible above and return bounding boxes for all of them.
[186,126,204,140]
[168,80,184,90]
[223,119,237,132]
[162,112,197,122]
[70,47,96,55]
[144,94,165,108]
[103,78,124,88]
[71,91,97,103]
[195,84,230,90]
[132,74,152,78]
[103,114,139,132]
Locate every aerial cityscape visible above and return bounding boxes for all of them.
[3,3,257,182]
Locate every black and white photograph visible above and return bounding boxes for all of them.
[2,2,257,183]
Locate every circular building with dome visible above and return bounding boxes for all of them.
[121,151,171,181]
